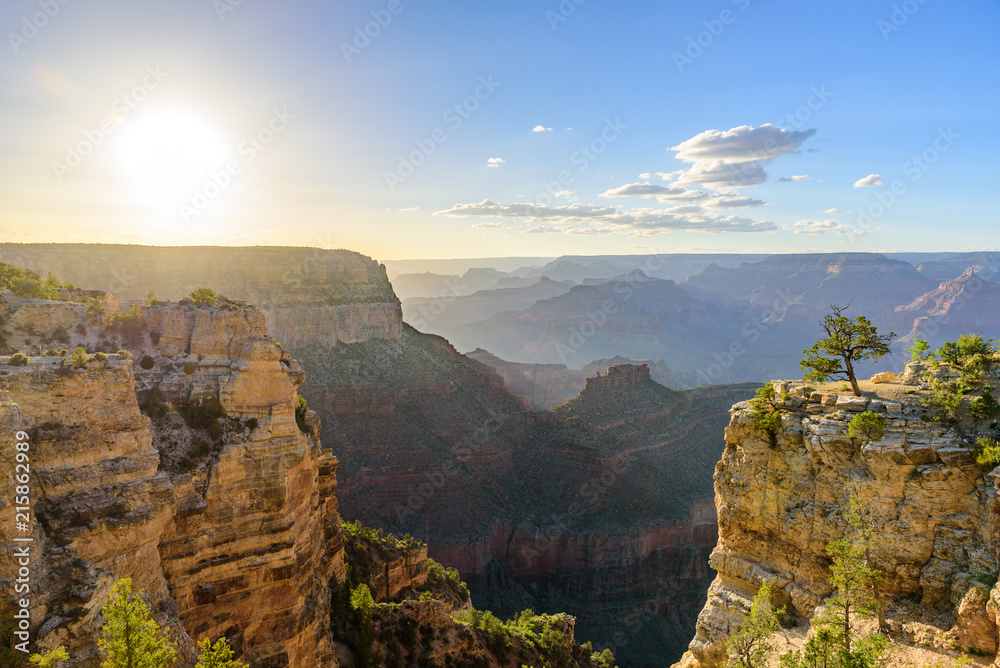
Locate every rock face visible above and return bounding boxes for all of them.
[675,382,999,668]
[467,349,673,409]
[0,244,402,350]
[0,300,343,668]
[887,270,1000,348]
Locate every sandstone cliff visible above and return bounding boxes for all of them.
[0,297,343,667]
[675,376,1000,668]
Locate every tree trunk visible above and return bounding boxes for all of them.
[844,358,861,396]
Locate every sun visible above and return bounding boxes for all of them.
[118,111,227,208]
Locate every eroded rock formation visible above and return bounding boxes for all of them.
[675,379,1000,668]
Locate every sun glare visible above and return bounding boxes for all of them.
[118,111,227,208]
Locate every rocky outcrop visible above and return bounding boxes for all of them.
[585,363,650,389]
[675,380,999,668]
[0,299,343,668]
[0,244,402,350]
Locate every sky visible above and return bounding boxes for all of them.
[0,0,997,261]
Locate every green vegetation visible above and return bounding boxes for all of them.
[184,361,197,375]
[9,352,28,366]
[748,382,781,445]
[908,339,931,361]
[726,583,782,668]
[106,303,147,345]
[99,578,176,668]
[937,334,995,367]
[70,346,88,368]
[848,411,886,447]
[188,287,218,306]
[295,393,309,432]
[971,387,1000,420]
[139,355,155,370]
[0,262,69,300]
[800,303,895,396]
[117,350,132,360]
[974,437,1000,471]
[180,397,225,431]
[29,647,69,667]
[50,325,70,344]
[195,637,247,668]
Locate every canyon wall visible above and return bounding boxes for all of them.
[0,299,343,667]
[675,378,999,668]
[0,244,402,349]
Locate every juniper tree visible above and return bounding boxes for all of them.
[727,583,783,668]
[800,304,895,397]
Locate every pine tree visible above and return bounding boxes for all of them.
[727,583,783,668]
[800,304,895,396]
[195,637,247,668]
[98,579,177,668]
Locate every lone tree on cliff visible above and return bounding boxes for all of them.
[195,637,248,668]
[800,304,895,397]
[99,579,176,668]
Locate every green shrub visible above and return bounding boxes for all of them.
[295,394,309,432]
[908,339,931,361]
[849,411,886,445]
[748,382,781,443]
[51,325,70,344]
[188,287,218,306]
[139,355,155,370]
[971,387,1000,421]
[70,346,88,368]
[8,353,28,366]
[94,351,109,362]
[44,348,58,356]
[937,334,996,367]
[974,437,1000,471]
[116,350,132,360]
[183,361,197,375]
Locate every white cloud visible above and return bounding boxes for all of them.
[667,124,817,189]
[531,125,553,133]
[853,174,883,188]
[639,171,681,181]
[486,157,505,168]
[824,207,839,214]
[474,222,506,228]
[674,159,768,187]
[791,219,865,237]
[704,195,769,209]
[599,182,709,201]
[778,175,809,182]
[435,199,778,235]
[397,207,420,212]
[671,124,816,164]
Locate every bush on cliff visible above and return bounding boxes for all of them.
[974,438,1000,471]
[28,646,69,667]
[195,637,248,668]
[848,412,885,448]
[971,387,1000,421]
[188,287,218,307]
[70,346,88,368]
[749,382,781,445]
[9,352,28,366]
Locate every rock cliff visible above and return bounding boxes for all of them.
[0,298,343,667]
[0,244,402,350]
[675,376,1000,668]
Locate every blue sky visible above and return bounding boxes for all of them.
[0,0,996,259]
